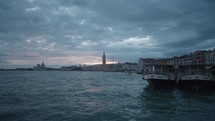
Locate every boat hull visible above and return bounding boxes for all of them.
[144,74,176,88]
[178,80,215,89]
[146,79,177,88]
[177,74,215,89]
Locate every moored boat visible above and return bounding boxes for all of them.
[177,64,215,90]
[143,64,176,88]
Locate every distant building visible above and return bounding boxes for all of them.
[41,62,45,68]
[61,66,82,71]
[121,62,140,72]
[81,62,140,72]
[33,62,47,71]
[102,52,106,65]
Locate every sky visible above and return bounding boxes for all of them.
[0,0,215,68]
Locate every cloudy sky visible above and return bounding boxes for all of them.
[0,0,215,68]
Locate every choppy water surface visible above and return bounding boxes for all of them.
[0,71,215,121]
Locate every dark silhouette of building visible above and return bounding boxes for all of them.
[102,52,106,65]
[33,62,47,71]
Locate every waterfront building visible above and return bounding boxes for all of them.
[138,58,157,68]
[140,49,215,72]
[205,49,215,65]
[167,55,193,68]
[183,54,193,65]
[139,58,169,68]
[193,50,207,64]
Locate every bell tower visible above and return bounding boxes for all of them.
[102,52,106,65]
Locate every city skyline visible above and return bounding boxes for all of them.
[0,0,215,68]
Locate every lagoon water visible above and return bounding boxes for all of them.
[0,71,215,121]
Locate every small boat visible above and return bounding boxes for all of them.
[143,64,176,88]
[177,64,215,90]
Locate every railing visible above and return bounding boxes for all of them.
[143,71,173,76]
[180,71,207,75]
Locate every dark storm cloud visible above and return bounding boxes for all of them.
[0,0,215,67]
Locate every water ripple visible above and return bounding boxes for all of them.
[0,71,215,121]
